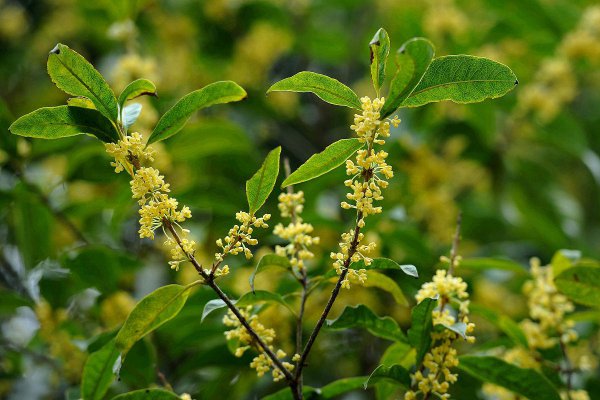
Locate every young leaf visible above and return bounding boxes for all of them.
[555,266,600,306]
[115,284,191,358]
[365,364,411,388]
[118,78,157,109]
[246,146,281,215]
[201,290,294,322]
[407,297,438,366]
[351,258,418,278]
[458,356,561,400]
[401,55,518,107]
[267,71,362,109]
[47,43,119,122]
[249,254,292,292]
[9,106,119,143]
[122,103,142,128]
[363,270,409,306]
[321,377,368,398]
[369,28,390,95]
[81,339,119,400]
[381,37,434,119]
[282,138,363,188]
[67,97,95,109]
[111,389,181,400]
[326,304,407,342]
[147,81,247,145]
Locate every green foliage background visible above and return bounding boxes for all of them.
[0,0,599,399]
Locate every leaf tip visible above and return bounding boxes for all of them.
[514,79,519,85]
[49,44,61,55]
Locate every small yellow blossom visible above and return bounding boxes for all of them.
[216,212,271,261]
[104,132,155,174]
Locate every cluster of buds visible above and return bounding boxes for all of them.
[215,212,271,262]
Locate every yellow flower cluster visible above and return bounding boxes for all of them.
[274,191,320,271]
[406,258,475,400]
[333,97,399,289]
[215,212,271,263]
[104,132,155,174]
[223,306,294,382]
[560,6,600,64]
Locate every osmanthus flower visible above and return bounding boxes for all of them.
[405,256,475,400]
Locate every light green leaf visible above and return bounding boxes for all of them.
[458,356,561,400]
[267,71,362,109]
[381,37,434,119]
[246,147,281,215]
[407,297,437,366]
[365,364,411,388]
[555,266,600,306]
[402,55,518,107]
[351,258,418,278]
[202,290,294,321]
[321,377,367,398]
[380,342,415,369]
[81,339,119,400]
[47,43,119,122]
[369,28,390,94]
[326,304,407,342]
[471,304,528,348]
[551,249,581,277]
[148,81,247,144]
[111,389,181,400]
[282,138,364,188]
[118,78,157,109]
[460,257,527,274]
[363,270,409,306]
[115,284,191,358]
[249,254,292,292]
[9,106,119,143]
[67,97,95,109]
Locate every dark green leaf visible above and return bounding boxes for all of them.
[381,38,435,118]
[202,290,294,322]
[261,386,319,400]
[402,55,518,107]
[363,270,408,306]
[47,43,119,121]
[148,81,247,144]
[118,78,157,109]
[407,297,437,366]
[326,305,407,342]
[81,339,119,400]
[458,356,561,400]
[282,138,364,188]
[321,377,367,398]
[246,147,281,215]
[369,28,390,94]
[9,106,119,143]
[351,258,418,278]
[555,266,600,306]
[249,254,292,292]
[115,284,191,358]
[111,389,181,400]
[365,364,411,388]
[267,71,361,109]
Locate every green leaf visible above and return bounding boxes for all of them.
[471,304,529,348]
[365,364,411,388]
[351,258,418,278]
[381,37,435,119]
[438,322,468,339]
[282,138,364,188]
[321,377,367,398]
[67,97,95,109]
[111,389,181,400]
[262,386,319,400]
[81,339,119,400]
[363,270,409,306]
[326,304,407,342]
[249,254,292,292]
[201,290,294,322]
[267,71,362,109]
[115,284,191,358]
[47,43,119,122]
[402,55,518,107]
[551,249,581,277]
[148,81,247,144]
[9,106,119,143]
[555,266,600,306]
[460,257,527,274]
[246,147,281,215]
[369,28,390,94]
[407,297,438,366]
[458,356,561,400]
[118,78,157,109]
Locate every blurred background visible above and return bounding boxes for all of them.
[1,0,599,399]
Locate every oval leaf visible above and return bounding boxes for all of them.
[321,377,368,398]
[326,304,407,342]
[370,28,390,94]
[458,356,561,400]
[555,266,600,306]
[67,97,95,109]
[47,44,119,122]
[460,257,527,274]
[118,79,157,109]
[246,146,281,215]
[9,106,119,143]
[115,284,190,358]
[111,389,181,400]
[402,55,518,107]
[381,37,435,119]
[249,254,292,292]
[268,71,361,109]
[81,339,119,400]
[351,257,418,278]
[282,138,364,188]
[202,290,294,322]
[365,364,411,388]
[148,81,247,144]
[363,270,409,306]
[407,297,438,366]
[471,304,529,348]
